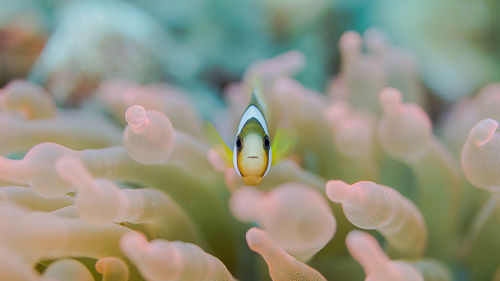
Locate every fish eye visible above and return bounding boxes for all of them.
[236,136,242,151]
[264,136,270,151]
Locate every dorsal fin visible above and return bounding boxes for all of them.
[249,85,267,118]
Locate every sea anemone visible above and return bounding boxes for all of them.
[0,19,498,281]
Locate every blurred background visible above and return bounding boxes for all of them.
[1,0,499,116]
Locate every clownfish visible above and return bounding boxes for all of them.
[205,87,295,185]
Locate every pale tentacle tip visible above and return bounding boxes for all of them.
[125,105,147,133]
[246,227,268,252]
[379,87,402,114]
[324,101,350,127]
[207,149,227,172]
[120,231,149,253]
[325,180,352,203]
[339,31,362,51]
[470,118,498,147]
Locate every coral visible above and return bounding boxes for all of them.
[0,79,55,119]
[29,1,169,105]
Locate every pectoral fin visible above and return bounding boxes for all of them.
[271,128,297,166]
[203,121,233,167]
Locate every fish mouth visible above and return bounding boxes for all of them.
[248,156,259,159]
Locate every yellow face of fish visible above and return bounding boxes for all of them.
[233,105,272,185]
[203,88,296,184]
[235,121,271,185]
